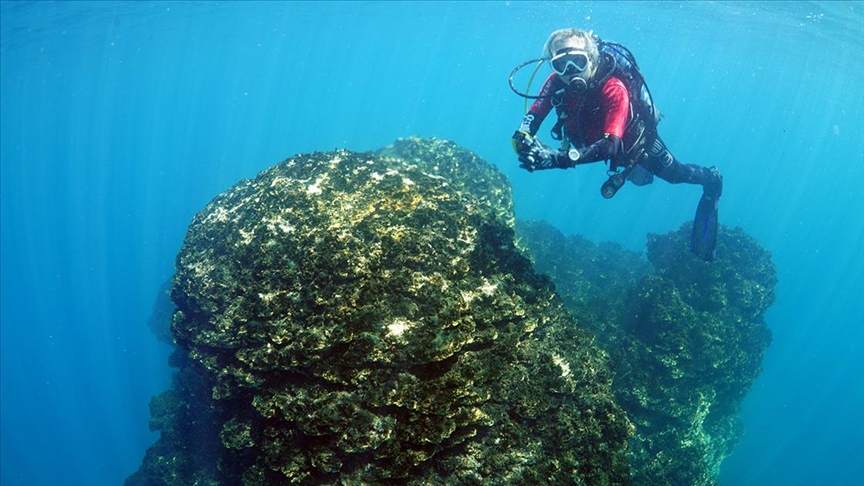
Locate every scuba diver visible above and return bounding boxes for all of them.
[510,28,723,261]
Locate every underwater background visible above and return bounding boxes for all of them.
[1,1,861,485]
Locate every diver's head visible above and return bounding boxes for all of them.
[543,29,599,91]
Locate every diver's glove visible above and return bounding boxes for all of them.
[512,131,576,172]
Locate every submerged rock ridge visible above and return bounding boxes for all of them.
[127,138,632,485]
[516,220,776,486]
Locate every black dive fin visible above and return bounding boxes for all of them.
[691,193,719,261]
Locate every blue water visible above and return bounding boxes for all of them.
[1,2,861,484]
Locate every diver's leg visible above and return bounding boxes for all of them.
[642,136,723,260]
[642,137,722,198]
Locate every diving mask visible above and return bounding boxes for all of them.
[551,50,590,77]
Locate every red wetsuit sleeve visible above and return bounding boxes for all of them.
[521,73,560,135]
[601,77,630,139]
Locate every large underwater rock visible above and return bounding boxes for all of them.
[517,220,776,486]
[127,138,632,485]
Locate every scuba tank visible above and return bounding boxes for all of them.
[595,40,660,165]
[593,40,660,198]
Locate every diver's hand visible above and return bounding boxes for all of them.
[518,150,558,171]
[522,149,580,172]
[512,130,534,155]
[513,131,567,172]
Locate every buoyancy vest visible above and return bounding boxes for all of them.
[551,38,660,169]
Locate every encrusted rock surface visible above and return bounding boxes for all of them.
[127,138,632,485]
[516,220,775,486]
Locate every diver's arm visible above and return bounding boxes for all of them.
[513,75,565,170]
[565,77,629,165]
[513,133,622,172]
[567,134,622,165]
[517,76,560,135]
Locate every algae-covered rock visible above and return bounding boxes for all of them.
[147,279,175,345]
[515,220,650,326]
[127,138,632,485]
[516,220,775,486]
[617,223,774,486]
[377,137,515,230]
